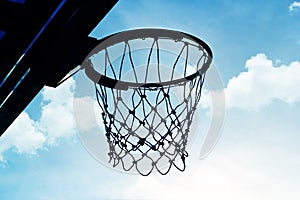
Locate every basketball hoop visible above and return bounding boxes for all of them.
[77,28,212,176]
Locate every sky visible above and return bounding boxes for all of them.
[1,0,300,199]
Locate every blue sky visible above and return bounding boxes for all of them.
[1,0,300,199]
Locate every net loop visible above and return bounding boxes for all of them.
[95,74,205,175]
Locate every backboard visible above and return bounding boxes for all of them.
[0,0,118,136]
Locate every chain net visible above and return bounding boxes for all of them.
[89,32,210,175]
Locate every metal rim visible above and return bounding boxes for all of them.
[82,28,213,90]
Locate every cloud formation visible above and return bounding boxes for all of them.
[39,78,76,145]
[0,78,76,161]
[220,54,300,111]
[289,1,300,12]
[118,148,300,200]
[0,112,45,162]
[201,54,300,112]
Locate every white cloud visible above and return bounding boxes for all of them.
[289,1,300,12]
[39,78,76,145]
[0,112,45,161]
[225,54,300,110]
[0,78,76,160]
[117,145,300,200]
